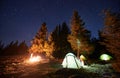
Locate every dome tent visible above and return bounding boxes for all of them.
[62,53,82,69]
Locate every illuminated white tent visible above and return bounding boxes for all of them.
[62,53,82,69]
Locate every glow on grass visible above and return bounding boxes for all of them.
[100,54,112,61]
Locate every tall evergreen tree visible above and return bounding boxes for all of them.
[29,22,48,55]
[60,22,72,54]
[51,25,61,58]
[100,10,120,72]
[51,22,71,58]
[68,10,92,57]
[44,32,55,58]
[101,10,120,54]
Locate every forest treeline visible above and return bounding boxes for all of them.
[0,41,28,56]
[0,10,120,61]
[28,10,120,60]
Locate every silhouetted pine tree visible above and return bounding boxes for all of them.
[90,38,100,59]
[0,41,4,55]
[51,22,71,59]
[60,22,72,55]
[3,41,18,55]
[18,41,28,55]
[51,25,61,58]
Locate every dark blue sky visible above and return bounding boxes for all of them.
[0,0,120,45]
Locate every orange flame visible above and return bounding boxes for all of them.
[29,53,41,63]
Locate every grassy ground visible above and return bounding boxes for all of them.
[0,56,120,78]
[43,64,119,78]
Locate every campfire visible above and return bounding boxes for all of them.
[25,53,41,64]
[24,53,50,65]
[29,53,41,63]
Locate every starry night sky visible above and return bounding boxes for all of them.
[0,0,120,45]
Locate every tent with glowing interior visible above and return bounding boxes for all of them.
[62,53,82,69]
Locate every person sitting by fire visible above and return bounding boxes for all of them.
[80,55,86,66]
